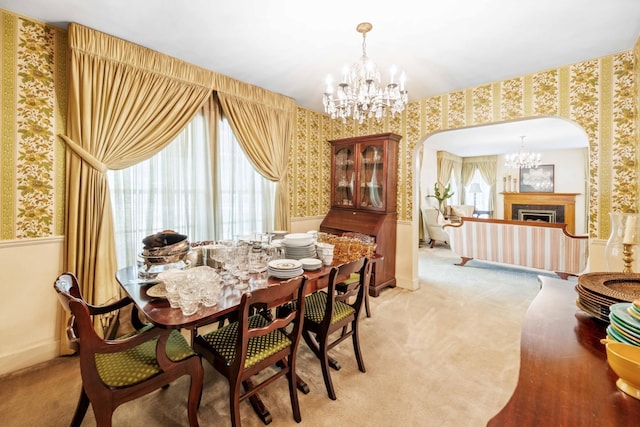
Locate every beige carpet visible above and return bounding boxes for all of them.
[0,246,554,427]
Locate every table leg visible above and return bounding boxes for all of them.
[243,379,272,424]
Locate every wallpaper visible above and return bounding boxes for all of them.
[0,9,637,241]
[0,11,67,240]
[293,51,638,240]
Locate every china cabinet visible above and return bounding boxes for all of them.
[330,133,399,212]
[320,133,400,296]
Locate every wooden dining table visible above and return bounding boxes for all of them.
[115,264,338,330]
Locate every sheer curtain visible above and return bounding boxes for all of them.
[108,113,215,268]
[108,112,276,268]
[215,115,276,240]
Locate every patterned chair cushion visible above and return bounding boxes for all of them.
[340,273,360,286]
[198,314,291,369]
[303,291,355,325]
[94,327,195,388]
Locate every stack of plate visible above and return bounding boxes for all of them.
[299,257,322,271]
[607,301,640,346]
[267,259,303,279]
[282,242,317,260]
[575,272,640,322]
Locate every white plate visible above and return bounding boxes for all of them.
[282,233,315,247]
[146,283,167,298]
[268,259,302,270]
[268,267,304,279]
[300,257,322,267]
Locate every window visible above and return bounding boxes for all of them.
[216,116,276,240]
[446,169,460,205]
[465,169,490,212]
[108,113,275,269]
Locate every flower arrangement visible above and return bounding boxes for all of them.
[426,182,454,217]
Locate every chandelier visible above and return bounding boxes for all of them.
[323,22,408,123]
[505,136,542,169]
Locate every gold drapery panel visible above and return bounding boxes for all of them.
[60,24,209,353]
[217,91,295,231]
[60,23,295,355]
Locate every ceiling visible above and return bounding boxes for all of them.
[2,0,639,155]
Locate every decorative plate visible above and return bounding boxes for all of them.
[268,259,303,270]
[577,273,640,302]
[146,283,167,298]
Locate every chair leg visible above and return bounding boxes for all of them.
[92,403,114,427]
[71,387,90,427]
[187,359,204,427]
[318,334,337,400]
[229,380,243,427]
[352,321,366,373]
[364,287,372,318]
[286,357,302,422]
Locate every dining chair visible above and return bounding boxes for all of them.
[53,272,204,427]
[339,232,375,317]
[193,275,308,427]
[296,257,369,400]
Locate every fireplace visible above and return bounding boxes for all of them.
[513,204,565,224]
[502,192,578,234]
[519,210,556,223]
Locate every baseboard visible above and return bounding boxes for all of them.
[0,339,60,377]
[396,275,419,291]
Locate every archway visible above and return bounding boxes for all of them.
[410,117,589,287]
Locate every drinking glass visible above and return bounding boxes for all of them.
[200,280,222,307]
[178,284,200,316]
[157,269,186,308]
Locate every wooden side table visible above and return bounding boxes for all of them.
[487,276,640,426]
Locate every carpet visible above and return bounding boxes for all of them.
[0,246,552,426]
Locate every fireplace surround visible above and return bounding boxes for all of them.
[502,192,579,234]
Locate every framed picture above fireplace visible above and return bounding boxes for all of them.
[519,164,554,193]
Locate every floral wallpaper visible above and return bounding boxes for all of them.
[0,9,637,242]
[292,50,638,240]
[0,11,66,240]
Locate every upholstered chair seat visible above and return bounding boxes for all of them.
[196,314,291,369]
[95,327,196,387]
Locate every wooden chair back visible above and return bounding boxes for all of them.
[193,275,308,427]
[300,256,369,400]
[53,272,203,427]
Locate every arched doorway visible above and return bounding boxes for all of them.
[412,117,589,283]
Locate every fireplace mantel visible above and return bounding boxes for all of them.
[501,192,579,234]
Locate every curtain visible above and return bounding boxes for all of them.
[60,24,295,354]
[108,112,215,269]
[60,24,214,353]
[436,151,460,208]
[463,156,498,215]
[216,92,295,231]
[215,115,277,239]
[437,151,462,204]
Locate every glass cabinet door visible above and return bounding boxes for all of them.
[333,146,355,207]
[358,143,385,209]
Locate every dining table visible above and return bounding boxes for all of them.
[116,264,339,330]
[115,262,347,424]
